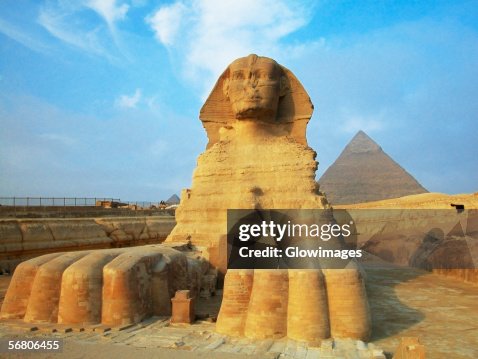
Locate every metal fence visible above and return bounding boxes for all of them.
[0,197,120,207]
[0,197,178,209]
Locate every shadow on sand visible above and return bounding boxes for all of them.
[364,263,426,342]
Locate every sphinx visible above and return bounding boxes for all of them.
[1,54,370,344]
[167,54,371,343]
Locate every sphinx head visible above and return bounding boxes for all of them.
[200,54,313,148]
[222,54,289,121]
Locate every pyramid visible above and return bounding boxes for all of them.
[165,194,180,204]
[318,130,428,204]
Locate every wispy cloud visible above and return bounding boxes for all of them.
[146,0,315,95]
[84,0,130,53]
[38,7,106,57]
[0,17,51,54]
[115,88,142,108]
[146,2,187,46]
[37,1,129,62]
[85,0,129,31]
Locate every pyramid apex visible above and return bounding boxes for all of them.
[346,130,381,153]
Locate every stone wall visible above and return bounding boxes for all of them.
[0,206,174,219]
[0,216,176,273]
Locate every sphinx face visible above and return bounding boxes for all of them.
[224,56,283,120]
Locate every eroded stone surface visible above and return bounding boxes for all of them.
[0,217,175,273]
[165,54,371,342]
[0,244,208,326]
[338,206,478,285]
[1,54,371,343]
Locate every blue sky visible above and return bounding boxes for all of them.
[1,0,477,201]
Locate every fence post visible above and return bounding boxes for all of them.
[27,197,29,207]
[74,197,76,206]
[40,197,42,206]
[13,197,15,207]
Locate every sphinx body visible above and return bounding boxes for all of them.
[0,54,370,343]
[167,54,371,342]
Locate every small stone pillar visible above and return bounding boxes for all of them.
[171,290,195,324]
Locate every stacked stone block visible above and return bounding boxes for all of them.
[0,245,207,326]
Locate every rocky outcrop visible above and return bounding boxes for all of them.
[0,217,175,273]
[337,206,478,285]
[318,131,428,205]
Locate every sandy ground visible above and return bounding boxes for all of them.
[1,265,478,358]
[365,265,478,358]
[338,192,478,209]
[0,338,262,359]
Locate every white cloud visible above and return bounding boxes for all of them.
[146,2,187,46]
[85,0,129,30]
[38,7,108,57]
[37,1,129,62]
[146,0,314,95]
[115,88,142,108]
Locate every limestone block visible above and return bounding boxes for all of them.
[19,222,54,243]
[139,232,150,241]
[157,245,191,297]
[96,218,147,240]
[186,256,210,297]
[216,269,253,336]
[0,244,202,326]
[101,248,168,326]
[24,251,91,323]
[109,229,134,245]
[48,220,107,241]
[152,260,171,316]
[244,270,289,339]
[171,290,195,324]
[287,269,330,344]
[0,252,64,319]
[146,217,176,240]
[323,267,371,341]
[58,250,124,324]
[0,221,23,252]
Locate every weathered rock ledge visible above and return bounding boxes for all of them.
[0,216,176,273]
